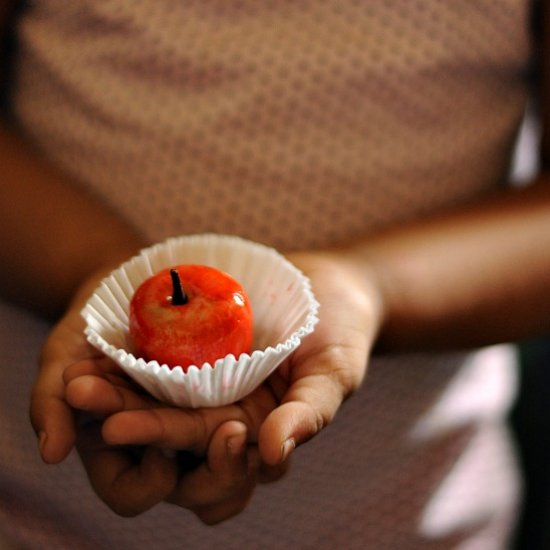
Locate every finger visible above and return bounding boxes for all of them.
[259,345,366,466]
[259,258,374,463]
[170,420,249,506]
[101,379,278,451]
[30,311,91,464]
[30,379,75,464]
[66,374,157,416]
[102,404,249,453]
[63,356,124,383]
[194,445,261,525]
[168,421,257,524]
[77,424,178,517]
[30,355,76,464]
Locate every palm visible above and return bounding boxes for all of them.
[61,251,381,521]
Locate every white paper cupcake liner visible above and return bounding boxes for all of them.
[81,234,319,408]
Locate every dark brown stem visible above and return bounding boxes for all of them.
[170,268,188,305]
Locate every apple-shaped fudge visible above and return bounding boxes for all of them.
[129,264,253,371]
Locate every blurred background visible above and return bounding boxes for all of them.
[509,109,550,550]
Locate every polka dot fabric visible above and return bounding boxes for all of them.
[2,1,530,548]
[14,0,529,249]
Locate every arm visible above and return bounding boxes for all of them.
[349,1,550,352]
[0,3,144,319]
[346,180,550,352]
[0,126,145,317]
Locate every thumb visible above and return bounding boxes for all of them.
[257,314,372,466]
[30,358,76,464]
[29,312,85,464]
[258,365,353,466]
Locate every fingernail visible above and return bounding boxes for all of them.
[280,438,295,463]
[38,431,47,458]
[227,433,247,457]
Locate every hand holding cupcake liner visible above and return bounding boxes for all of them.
[81,234,319,408]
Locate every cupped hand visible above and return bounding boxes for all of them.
[64,361,286,521]
[61,250,383,522]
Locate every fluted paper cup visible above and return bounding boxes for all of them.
[81,234,319,408]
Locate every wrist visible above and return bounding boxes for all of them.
[286,248,386,352]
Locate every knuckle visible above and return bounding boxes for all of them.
[320,342,366,397]
[311,401,330,433]
[148,409,170,445]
